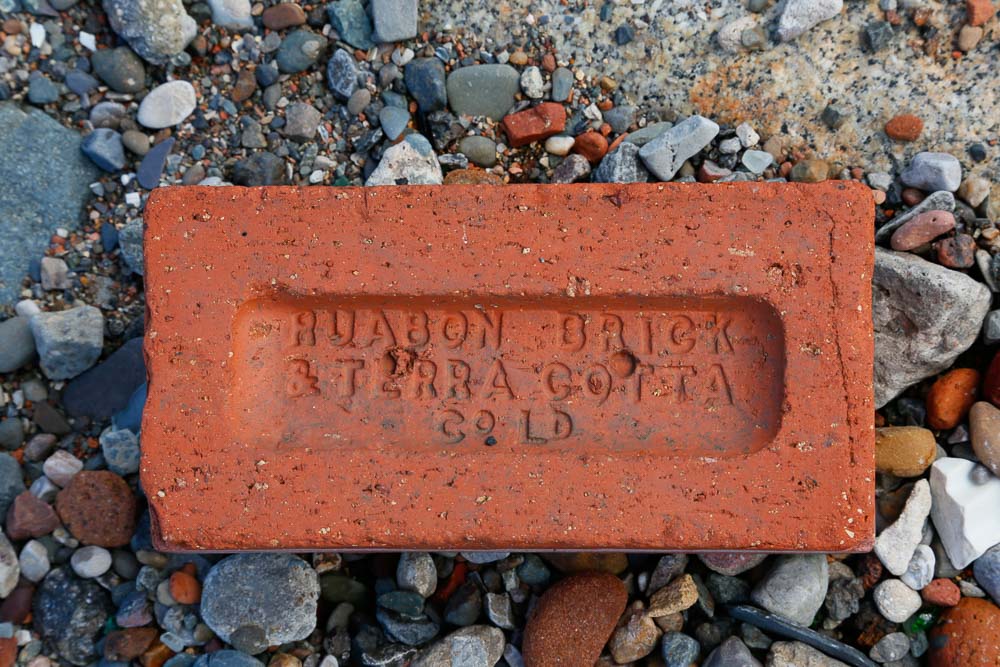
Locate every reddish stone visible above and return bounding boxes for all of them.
[143,182,874,551]
[983,350,1000,407]
[169,570,202,604]
[571,132,609,165]
[0,638,15,667]
[139,641,174,667]
[697,160,732,183]
[935,234,976,269]
[901,188,926,206]
[522,572,627,666]
[106,628,159,662]
[966,0,997,26]
[885,114,924,142]
[927,369,980,430]
[231,68,257,104]
[0,583,33,624]
[928,598,1000,666]
[55,470,136,547]
[860,552,884,590]
[442,169,504,185]
[502,103,567,147]
[5,491,59,540]
[261,3,306,29]
[922,578,961,607]
[890,210,955,251]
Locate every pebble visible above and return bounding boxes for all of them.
[927,598,1000,666]
[862,21,894,52]
[874,579,922,622]
[29,305,104,381]
[551,67,573,102]
[921,578,961,607]
[346,89,369,115]
[40,259,68,291]
[648,574,699,617]
[966,0,997,25]
[593,143,649,183]
[262,2,305,28]
[91,47,145,93]
[957,24,983,51]
[728,604,876,666]
[885,114,923,142]
[638,114,719,181]
[99,427,140,476]
[105,627,158,661]
[935,234,976,269]
[55,470,136,547]
[542,553,628,574]
[544,135,574,156]
[890,210,955,251]
[484,591,514,629]
[397,552,436,597]
[103,0,196,64]
[81,128,126,172]
[872,248,990,407]
[33,567,111,665]
[930,457,1000,568]
[520,66,544,99]
[374,106,408,142]
[193,650,264,667]
[901,152,962,192]
[70,545,112,578]
[609,603,661,663]
[790,158,829,182]
[27,75,59,105]
[458,136,497,168]
[0,531,16,598]
[137,81,197,129]
[326,48,358,101]
[405,58,447,113]
[702,636,761,666]
[283,102,321,142]
[445,64,520,121]
[137,136,174,189]
[967,401,1000,476]
[276,30,325,73]
[410,625,504,667]
[736,122,760,147]
[767,641,849,667]
[550,153,591,184]
[741,149,773,174]
[18,540,50,582]
[973,545,1000,605]
[232,151,287,185]
[876,479,932,575]
[899,544,935,590]
[572,132,609,164]
[366,135,442,185]
[750,555,828,626]
[875,427,936,477]
[875,190,955,243]
[502,102,566,148]
[0,317,36,373]
[326,0,373,49]
[207,0,252,30]
[370,0,417,42]
[776,0,844,41]
[6,492,58,540]
[870,632,909,663]
[661,631,700,667]
[42,450,83,488]
[521,572,627,666]
[201,554,319,646]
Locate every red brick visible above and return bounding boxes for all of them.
[502,103,566,147]
[142,182,874,551]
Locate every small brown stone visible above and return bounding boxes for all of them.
[2,18,21,34]
[928,598,1000,666]
[789,159,829,183]
[139,641,174,667]
[926,368,980,430]
[608,602,661,663]
[540,53,557,72]
[901,187,926,206]
[0,583,34,623]
[169,569,202,605]
[106,628,159,662]
[231,68,257,103]
[542,553,629,575]
[6,491,60,540]
[502,103,566,148]
[966,0,997,26]
[890,210,955,251]
[647,573,698,617]
[885,114,924,142]
[922,578,961,607]
[970,401,1000,475]
[262,3,306,30]
[522,572,628,666]
[571,132,609,165]
[0,637,15,667]
[958,25,984,51]
[442,169,504,185]
[875,427,936,477]
[55,470,137,547]
[934,234,976,269]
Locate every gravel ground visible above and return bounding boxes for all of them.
[0,0,999,666]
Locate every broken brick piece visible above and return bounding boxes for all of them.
[142,182,874,552]
[502,102,567,147]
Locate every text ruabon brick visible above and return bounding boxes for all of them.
[142,182,874,552]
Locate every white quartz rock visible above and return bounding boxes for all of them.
[930,457,1000,569]
[875,479,931,576]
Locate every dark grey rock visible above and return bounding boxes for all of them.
[0,104,99,304]
[593,143,649,183]
[200,554,320,646]
[118,218,144,275]
[232,152,287,186]
[411,625,504,667]
[551,67,573,102]
[703,636,761,667]
[446,64,519,120]
[192,651,263,667]
[443,582,481,626]
[33,568,112,666]
[30,305,104,380]
[662,631,700,667]
[870,632,909,663]
[375,607,440,645]
[458,135,497,167]
[0,420,23,451]
[65,70,99,97]
[136,137,174,189]
[283,103,321,142]
[973,543,1000,605]
[276,30,326,73]
[326,0,374,50]
[0,316,36,372]
[27,74,59,105]
[326,48,358,101]
[62,336,145,419]
[873,248,991,407]
[378,590,425,619]
[550,153,591,184]
[750,555,828,627]
[371,0,417,43]
[81,128,126,172]
[102,0,197,64]
[91,47,145,93]
[397,552,436,597]
[404,58,447,113]
[0,453,25,517]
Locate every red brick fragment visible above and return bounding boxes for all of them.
[966,0,997,26]
[571,132,609,164]
[502,103,566,147]
[142,182,874,552]
[885,114,924,142]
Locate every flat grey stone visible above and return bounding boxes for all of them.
[768,641,849,666]
[102,0,197,64]
[750,555,828,627]
[900,152,962,193]
[326,0,374,50]
[378,106,410,141]
[446,65,520,121]
[973,543,1000,605]
[0,104,99,305]
[874,480,931,576]
[776,0,844,42]
[873,248,991,407]
[593,143,649,183]
[0,317,36,372]
[639,115,719,181]
[371,0,417,43]
[29,305,104,380]
[81,128,126,172]
[411,626,504,667]
[397,552,436,598]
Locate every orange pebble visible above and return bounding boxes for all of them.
[927,368,980,430]
[169,570,202,605]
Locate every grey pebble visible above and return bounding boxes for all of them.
[458,135,497,168]
[370,0,417,43]
[29,306,104,380]
[118,219,144,275]
[870,632,909,663]
[91,46,145,93]
[283,102,321,142]
[27,74,59,105]
[397,552,436,598]
[0,317,36,372]
[446,64,520,121]
[276,30,326,74]
[551,67,573,103]
[550,153,591,184]
[326,48,358,101]
[82,128,126,172]
[405,58,447,113]
[102,0,197,64]
[972,543,1000,605]
[100,427,140,475]
[378,106,410,141]
[900,152,962,193]
[326,0,374,50]
[750,555,828,627]
[593,143,649,183]
[638,114,718,180]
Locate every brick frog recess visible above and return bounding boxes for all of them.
[142,183,874,552]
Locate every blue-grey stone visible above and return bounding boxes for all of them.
[703,636,759,667]
[460,551,509,564]
[378,590,425,619]
[326,0,373,50]
[82,128,127,172]
[378,106,410,141]
[102,0,197,64]
[593,143,649,183]
[445,64,519,121]
[443,582,481,626]
[869,632,909,663]
[458,135,497,168]
[65,70,99,97]
[551,67,573,102]
[602,105,635,134]
[192,651,263,667]
[33,568,112,666]
[900,152,962,192]
[276,30,325,73]
[0,316,36,372]
[624,121,671,147]
[255,62,279,87]
[29,305,104,380]
[662,632,700,667]
[118,218,144,275]
[91,47,145,93]
[0,104,100,304]
[0,453,25,517]
[137,137,174,188]
[100,427,140,475]
[973,543,1000,605]
[27,74,59,105]
[371,0,417,43]
[113,382,146,433]
[326,48,358,101]
[404,58,447,113]
[375,607,440,646]
[750,555,827,627]
[201,554,320,646]
[639,114,720,181]
[516,554,550,586]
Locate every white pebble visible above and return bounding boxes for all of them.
[29,23,46,48]
[79,31,97,51]
[544,135,575,157]
[71,545,113,578]
[874,579,922,623]
[736,122,760,147]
